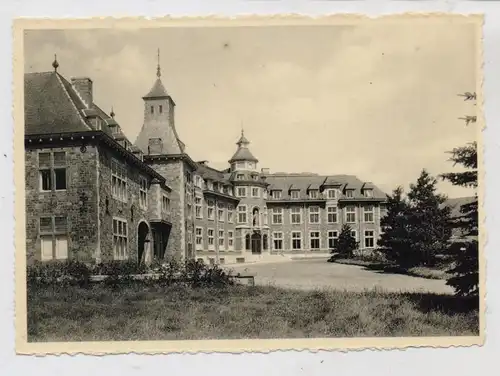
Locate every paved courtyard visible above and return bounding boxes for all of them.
[226,258,454,294]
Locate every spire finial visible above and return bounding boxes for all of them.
[52,54,59,72]
[156,48,161,78]
[110,106,115,118]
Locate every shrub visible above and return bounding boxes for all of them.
[27,260,91,287]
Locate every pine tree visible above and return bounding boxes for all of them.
[334,224,358,259]
[406,169,452,266]
[440,91,479,297]
[378,186,414,267]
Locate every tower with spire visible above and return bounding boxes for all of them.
[229,129,259,172]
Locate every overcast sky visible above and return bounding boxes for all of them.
[24,20,479,198]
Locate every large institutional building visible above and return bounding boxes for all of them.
[24,55,387,265]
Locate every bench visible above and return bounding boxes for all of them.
[232,273,255,287]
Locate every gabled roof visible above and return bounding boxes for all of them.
[143,78,170,99]
[24,71,93,135]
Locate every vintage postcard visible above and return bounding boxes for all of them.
[14,14,485,355]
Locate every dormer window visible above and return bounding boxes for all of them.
[272,190,282,199]
[309,190,319,199]
[207,181,213,190]
[290,190,300,199]
[364,189,373,198]
[345,189,354,198]
[236,174,244,181]
[327,189,337,199]
[150,106,154,114]
[252,175,259,181]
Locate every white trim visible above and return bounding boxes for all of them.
[345,205,356,223]
[207,228,215,251]
[290,206,302,224]
[308,206,320,224]
[291,230,302,250]
[237,204,248,224]
[309,230,321,250]
[363,205,375,223]
[112,216,129,260]
[272,231,284,251]
[195,226,203,251]
[364,229,375,248]
[271,207,283,224]
[327,205,338,224]
[227,230,234,251]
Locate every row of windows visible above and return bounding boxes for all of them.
[268,188,373,200]
[195,228,235,251]
[271,230,376,250]
[197,199,236,222]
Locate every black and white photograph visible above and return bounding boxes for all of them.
[15,15,483,353]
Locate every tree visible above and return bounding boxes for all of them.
[333,224,358,259]
[378,186,414,267]
[406,169,452,266]
[440,91,479,297]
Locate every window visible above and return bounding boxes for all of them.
[228,231,234,250]
[273,232,283,250]
[195,176,203,188]
[207,181,213,190]
[248,162,255,169]
[237,187,247,197]
[252,187,260,197]
[236,174,244,180]
[272,208,283,224]
[252,175,259,181]
[290,190,300,199]
[187,203,192,220]
[351,230,358,241]
[263,208,268,225]
[309,190,319,199]
[218,230,225,249]
[139,176,148,209]
[365,230,375,248]
[328,230,339,249]
[346,206,356,223]
[208,229,215,250]
[364,189,373,198]
[327,206,338,223]
[195,196,203,218]
[292,231,302,250]
[218,203,225,222]
[236,162,246,169]
[345,189,354,198]
[112,218,128,260]
[163,196,172,212]
[39,216,68,261]
[39,151,67,192]
[227,205,234,223]
[272,190,282,199]
[150,105,154,114]
[309,206,320,224]
[111,159,128,202]
[327,189,337,199]
[290,207,302,224]
[159,105,163,114]
[195,227,203,250]
[207,200,215,220]
[364,205,374,223]
[238,205,247,224]
[310,231,320,249]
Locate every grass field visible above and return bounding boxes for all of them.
[27,283,479,342]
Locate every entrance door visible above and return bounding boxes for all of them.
[251,232,262,254]
[138,221,150,264]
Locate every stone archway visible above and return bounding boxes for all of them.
[251,231,262,254]
[137,221,151,264]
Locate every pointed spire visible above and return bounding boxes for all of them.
[237,128,250,147]
[230,129,258,163]
[52,54,59,72]
[110,106,115,118]
[156,48,161,78]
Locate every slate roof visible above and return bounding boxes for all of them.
[229,147,258,162]
[196,163,231,184]
[263,173,387,201]
[142,78,170,99]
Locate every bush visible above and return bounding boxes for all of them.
[27,260,91,287]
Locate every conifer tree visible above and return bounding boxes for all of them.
[440,91,479,297]
[334,224,358,259]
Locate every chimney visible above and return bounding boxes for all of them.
[71,77,93,107]
[261,168,270,175]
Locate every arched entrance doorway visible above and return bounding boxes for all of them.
[251,231,262,254]
[137,221,151,264]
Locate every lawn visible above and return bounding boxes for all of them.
[27,283,479,342]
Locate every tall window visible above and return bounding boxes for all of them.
[272,208,283,224]
[290,207,302,224]
[112,218,128,260]
[328,230,339,249]
[290,190,299,199]
[309,206,320,224]
[150,105,154,114]
[139,176,148,209]
[364,205,374,223]
[39,216,68,261]
[228,231,234,250]
[238,205,247,224]
[195,196,203,218]
[364,230,375,248]
[252,187,260,197]
[111,158,128,202]
[327,206,338,223]
[161,196,170,214]
[237,187,247,197]
[291,231,302,250]
[327,189,337,199]
[227,205,234,223]
[309,190,319,199]
[310,231,320,249]
[195,227,203,250]
[272,190,282,199]
[207,200,215,220]
[345,189,354,198]
[345,206,356,223]
[218,230,225,249]
[273,232,283,250]
[159,105,163,114]
[208,229,215,250]
[218,203,225,222]
[39,151,67,192]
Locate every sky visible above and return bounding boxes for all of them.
[23,20,480,198]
